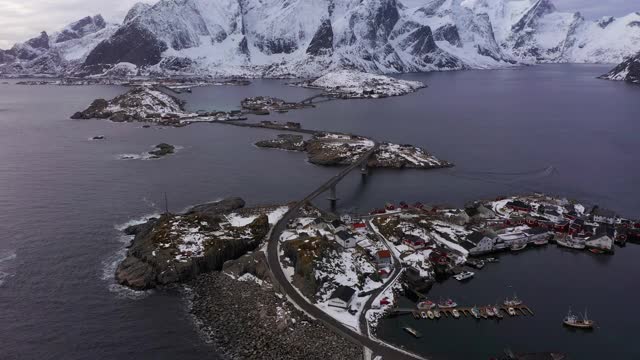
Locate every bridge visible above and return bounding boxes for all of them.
[266,142,426,360]
[299,93,334,105]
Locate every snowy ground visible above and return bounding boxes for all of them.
[298,70,425,98]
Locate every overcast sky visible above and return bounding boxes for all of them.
[0,0,638,48]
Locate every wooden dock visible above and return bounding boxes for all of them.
[398,304,534,320]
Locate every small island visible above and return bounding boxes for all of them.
[71,87,191,124]
[294,70,426,99]
[256,132,452,169]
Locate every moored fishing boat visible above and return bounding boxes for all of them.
[417,300,436,310]
[510,242,527,251]
[486,307,495,317]
[508,307,517,316]
[563,309,594,329]
[480,308,488,319]
[471,306,481,319]
[534,238,549,246]
[494,306,503,318]
[557,236,586,250]
[504,295,523,307]
[434,310,441,319]
[438,299,458,309]
[452,309,460,318]
[420,311,428,319]
[427,310,435,320]
[454,271,475,281]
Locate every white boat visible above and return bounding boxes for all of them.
[434,310,441,319]
[557,236,586,250]
[486,307,495,317]
[427,311,435,320]
[494,306,503,318]
[471,307,481,319]
[454,271,475,281]
[508,307,517,316]
[452,309,460,318]
[420,311,428,319]
[504,295,523,307]
[563,308,594,329]
[534,238,549,246]
[417,300,436,310]
[438,299,458,309]
[403,327,422,338]
[510,242,527,251]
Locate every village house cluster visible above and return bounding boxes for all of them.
[276,194,638,332]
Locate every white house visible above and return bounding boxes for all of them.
[328,286,356,309]
[591,207,617,225]
[330,219,348,233]
[466,232,497,255]
[335,230,357,248]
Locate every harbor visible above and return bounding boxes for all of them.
[401,304,535,320]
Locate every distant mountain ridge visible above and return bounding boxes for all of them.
[1,0,639,78]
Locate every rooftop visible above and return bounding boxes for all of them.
[330,286,356,303]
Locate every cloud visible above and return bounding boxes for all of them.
[0,0,155,48]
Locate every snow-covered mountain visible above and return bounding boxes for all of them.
[600,52,640,84]
[1,0,639,77]
[0,15,117,75]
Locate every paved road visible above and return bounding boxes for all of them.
[266,143,426,360]
[358,220,404,336]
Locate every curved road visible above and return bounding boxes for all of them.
[266,143,425,360]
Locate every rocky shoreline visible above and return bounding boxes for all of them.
[116,198,278,290]
[190,263,362,360]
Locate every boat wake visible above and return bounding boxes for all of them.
[444,165,558,191]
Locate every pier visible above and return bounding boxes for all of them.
[391,304,534,320]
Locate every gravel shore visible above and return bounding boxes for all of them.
[190,272,363,360]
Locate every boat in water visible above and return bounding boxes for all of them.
[466,258,485,269]
[563,309,594,329]
[454,271,475,281]
[484,257,500,263]
[494,306,503,318]
[438,299,458,309]
[417,300,436,310]
[508,307,517,316]
[534,238,549,246]
[480,308,488,319]
[434,310,441,319]
[427,311,435,320]
[557,236,586,250]
[403,326,422,338]
[510,242,527,251]
[504,295,523,307]
[452,309,460,318]
[486,307,495,317]
[471,306,481,319]
[420,311,428,319]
